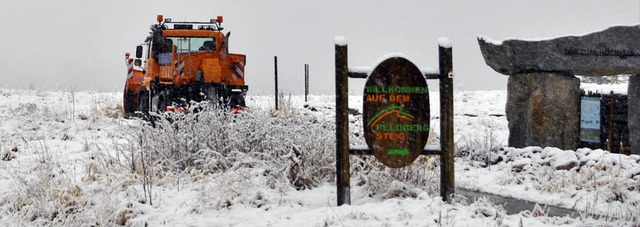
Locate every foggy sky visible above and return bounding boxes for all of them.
[1,0,638,95]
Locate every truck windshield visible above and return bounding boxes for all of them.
[167,37,216,53]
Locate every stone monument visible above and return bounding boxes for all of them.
[478,25,640,153]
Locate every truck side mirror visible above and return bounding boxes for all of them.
[134,59,142,67]
[136,45,143,58]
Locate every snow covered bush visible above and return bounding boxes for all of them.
[5,89,640,226]
[348,116,441,198]
[486,146,640,221]
[351,156,441,199]
[115,105,337,194]
[110,101,443,208]
[3,142,142,226]
[456,117,505,165]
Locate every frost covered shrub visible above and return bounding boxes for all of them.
[114,102,442,204]
[5,146,138,226]
[351,154,441,198]
[190,168,277,211]
[456,117,504,163]
[347,110,441,198]
[90,102,122,119]
[469,197,506,220]
[119,105,336,191]
[8,159,76,224]
[489,147,640,221]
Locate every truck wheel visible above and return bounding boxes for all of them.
[138,89,150,114]
[152,93,167,113]
[205,86,218,107]
[123,90,137,114]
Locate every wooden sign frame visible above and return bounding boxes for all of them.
[334,39,454,206]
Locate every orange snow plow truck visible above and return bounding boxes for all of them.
[123,15,247,116]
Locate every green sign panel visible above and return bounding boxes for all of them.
[363,57,430,168]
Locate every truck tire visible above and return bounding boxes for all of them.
[151,91,168,113]
[205,86,218,107]
[123,89,137,114]
[138,89,150,114]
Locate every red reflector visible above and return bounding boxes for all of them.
[233,107,239,114]
[165,106,184,113]
[125,52,130,58]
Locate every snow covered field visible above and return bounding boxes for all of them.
[0,88,639,226]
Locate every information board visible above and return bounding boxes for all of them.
[580,96,600,143]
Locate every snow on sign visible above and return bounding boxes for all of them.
[363,57,430,168]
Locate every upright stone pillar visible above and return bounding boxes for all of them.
[479,25,640,151]
[507,73,580,150]
[629,76,640,154]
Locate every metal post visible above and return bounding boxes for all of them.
[609,90,614,152]
[335,43,350,206]
[305,64,309,102]
[439,43,455,203]
[274,56,279,110]
[628,76,640,154]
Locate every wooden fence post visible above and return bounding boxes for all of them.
[439,42,455,203]
[305,64,310,102]
[335,42,350,206]
[274,56,279,110]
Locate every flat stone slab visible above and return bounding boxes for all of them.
[478,25,640,76]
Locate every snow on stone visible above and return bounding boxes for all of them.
[478,35,554,46]
[480,24,640,47]
[477,35,503,45]
[628,166,640,179]
[511,158,531,170]
[478,34,591,46]
[549,149,579,170]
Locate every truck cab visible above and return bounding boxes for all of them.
[124,15,247,116]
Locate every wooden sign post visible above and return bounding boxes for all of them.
[334,40,350,206]
[334,37,454,206]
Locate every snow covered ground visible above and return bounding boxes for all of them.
[0,88,638,226]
